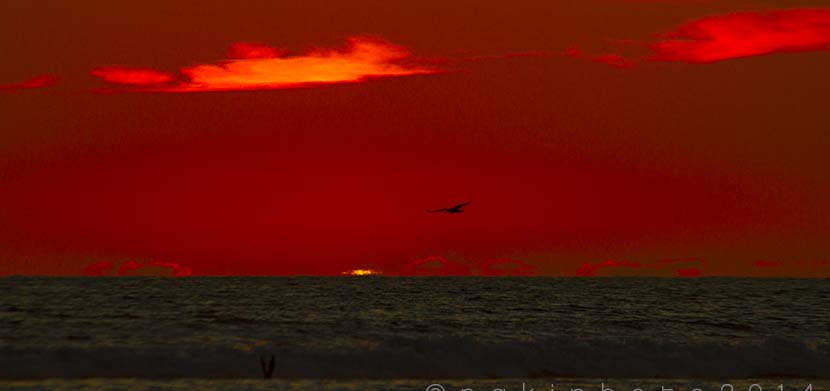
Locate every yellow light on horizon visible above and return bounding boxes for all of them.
[342,269,382,276]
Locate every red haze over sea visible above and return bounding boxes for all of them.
[1,1,829,277]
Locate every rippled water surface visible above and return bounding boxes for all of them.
[1,277,829,382]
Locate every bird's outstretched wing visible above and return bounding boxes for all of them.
[428,202,472,213]
[451,201,472,210]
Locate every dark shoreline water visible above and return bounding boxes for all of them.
[2,277,829,382]
[1,378,828,391]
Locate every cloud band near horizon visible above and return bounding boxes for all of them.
[91,37,440,92]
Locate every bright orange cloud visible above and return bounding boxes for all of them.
[90,66,176,86]
[92,36,439,92]
[0,74,58,91]
[649,9,830,63]
[341,268,383,276]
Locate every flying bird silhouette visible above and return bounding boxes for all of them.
[428,202,472,214]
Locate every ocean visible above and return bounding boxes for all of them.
[1,277,828,390]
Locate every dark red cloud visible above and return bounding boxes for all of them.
[479,259,537,276]
[565,46,639,69]
[649,9,830,63]
[564,46,584,58]
[91,36,440,92]
[569,9,830,68]
[226,42,285,59]
[0,74,58,91]
[576,260,643,277]
[81,260,192,277]
[401,256,471,276]
[657,257,707,265]
[90,66,176,86]
[609,0,715,3]
[591,54,637,68]
[576,258,705,277]
[675,267,701,277]
[747,260,830,277]
[464,50,551,62]
[754,260,785,268]
[118,261,192,277]
[82,260,115,276]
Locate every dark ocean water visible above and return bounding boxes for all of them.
[1,277,829,390]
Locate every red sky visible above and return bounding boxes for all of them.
[2,0,829,277]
